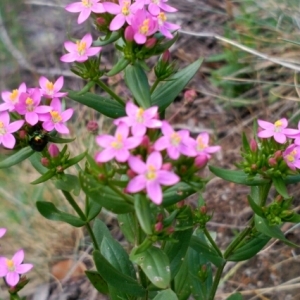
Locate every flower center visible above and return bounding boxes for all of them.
[82,0,92,8]
[158,12,167,25]
[274,120,283,132]
[151,0,160,4]
[0,121,6,135]
[76,41,87,56]
[196,137,207,151]
[46,81,54,94]
[286,154,295,162]
[139,19,150,35]
[170,132,181,146]
[146,164,157,180]
[6,259,15,272]
[50,111,62,123]
[136,108,144,123]
[121,1,130,16]
[111,133,123,149]
[26,97,35,112]
[9,89,19,103]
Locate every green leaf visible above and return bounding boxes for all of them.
[152,34,179,56]
[28,152,48,174]
[80,172,134,214]
[153,289,178,300]
[93,31,121,46]
[284,174,300,184]
[86,200,102,221]
[107,57,130,76]
[30,169,56,185]
[36,201,86,227]
[47,136,76,143]
[93,218,113,246]
[125,63,151,108]
[0,147,34,169]
[247,195,264,217]
[67,90,125,118]
[189,235,225,267]
[151,58,203,111]
[66,151,86,168]
[255,215,298,247]
[85,270,109,294]
[165,207,193,279]
[226,292,243,300]
[134,194,153,235]
[55,174,81,196]
[117,213,135,244]
[227,233,271,261]
[272,176,289,198]
[209,165,270,186]
[283,213,300,223]
[131,246,171,289]
[93,250,146,296]
[174,256,191,300]
[242,132,250,152]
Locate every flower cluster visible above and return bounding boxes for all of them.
[0,228,33,287]
[0,76,73,149]
[95,102,220,205]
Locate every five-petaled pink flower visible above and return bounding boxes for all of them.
[96,123,142,163]
[283,144,300,171]
[39,76,68,99]
[257,119,298,144]
[156,11,180,39]
[0,249,33,287]
[60,33,102,63]
[114,102,162,136]
[0,228,6,238]
[42,98,74,134]
[65,0,105,24]
[15,88,51,126]
[0,111,24,149]
[127,151,180,205]
[0,83,27,112]
[194,132,221,159]
[154,121,196,159]
[146,0,177,16]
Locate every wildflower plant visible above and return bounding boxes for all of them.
[1,1,300,300]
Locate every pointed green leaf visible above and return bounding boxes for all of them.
[174,256,191,300]
[36,201,86,227]
[247,195,264,217]
[125,63,151,108]
[226,293,243,300]
[151,58,203,111]
[118,213,136,244]
[55,174,81,195]
[255,215,298,247]
[66,151,86,168]
[284,174,300,184]
[283,213,300,223]
[47,136,76,143]
[0,147,34,169]
[67,90,125,118]
[30,169,56,185]
[153,289,178,300]
[131,246,171,289]
[107,57,130,76]
[134,194,153,235]
[93,250,146,296]
[242,132,250,152]
[152,34,179,56]
[28,152,48,174]
[86,200,102,221]
[93,31,121,46]
[209,165,270,186]
[85,270,109,294]
[272,176,289,198]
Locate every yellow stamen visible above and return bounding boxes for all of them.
[146,165,157,180]
[9,89,19,103]
[287,154,295,162]
[76,41,87,56]
[274,120,282,127]
[46,81,54,92]
[0,121,6,135]
[140,19,150,35]
[170,132,181,146]
[158,12,167,24]
[6,259,15,271]
[50,111,62,123]
[111,133,123,149]
[136,108,144,123]
[82,0,92,8]
[197,137,207,151]
[122,1,130,15]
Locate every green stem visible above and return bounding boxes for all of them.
[86,221,100,250]
[150,78,160,94]
[95,79,125,106]
[107,182,134,204]
[10,294,22,300]
[208,262,226,300]
[203,227,223,258]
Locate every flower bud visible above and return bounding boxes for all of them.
[166,227,174,235]
[157,213,164,222]
[200,206,207,214]
[161,162,172,171]
[41,157,50,167]
[145,37,157,49]
[176,200,185,208]
[56,166,64,173]
[268,157,277,167]
[155,222,163,232]
[274,150,282,160]
[87,120,99,133]
[19,130,27,140]
[184,89,197,103]
[96,17,106,26]
[250,138,257,152]
[48,144,59,158]
[126,169,136,179]
[141,135,150,148]
[162,50,170,63]
[194,154,209,169]
[124,26,134,42]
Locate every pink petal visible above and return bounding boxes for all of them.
[0,257,8,276]
[157,170,179,185]
[55,123,70,134]
[115,123,129,138]
[159,3,177,13]
[0,228,6,238]
[161,121,173,136]
[154,136,169,151]
[0,111,10,125]
[146,180,162,204]
[81,33,93,48]
[167,146,180,160]
[60,53,76,63]
[15,263,33,274]
[125,136,142,149]
[134,33,147,44]
[7,120,24,134]
[96,135,115,147]
[42,121,55,132]
[148,3,160,15]
[144,106,158,119]
[125,102,138,117]
[12,250,24,266]
[279,118,288,128]
[132,124,146,136]
[36,105,52,114]
[258,130,274,139]
[64,41,77,53]
[78,8,92,24]
[65,2,83,13]
[6,272,19,287]
[110,14,126,31]
[103,2,120,14]
[128,155,147,174]
[85,47,102,57]
[39,76,48,89]
[147,151,162,169]
[257,120,273,130]
[54,76,64,92]
[274,133,286,144]
[127,175,147,193]
[2,133,16,149]
[1,91,11,102]
[115,148,130,162]
[96,148,116,162]
[25,112,38,125]
[50,98,61,111]
[61,108,74,122]
[91,3,105,13]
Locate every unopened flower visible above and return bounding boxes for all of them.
[0,111,24,149]
[39,76,67,99]
[95,123,142,163]
[114,102,162,136]
[127,151,180,204]
[0,83,27,112]
[257,119,297,144]
[65,0,105,24]
[154,121,196,159]
[0,249,33,287]
[48,144,60,158]
[0,228,6,238]
[42,98,73,134]
[60,33,102,63]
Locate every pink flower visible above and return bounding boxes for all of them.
[60,33,102,63]
[42,98,73,134]
[0,228,6,238]
[0,83,27,112]
[0,112,24,149]
[65,0,105,24]
[156,12,180,39]
[15,88,51,126]
[283,144,300,170]
[114,102,162,136]
[95,123,142,163]
[154,121,196,159]
[0,249,33,287]
[130,9,158,44]
[127,151,180,204]
[146,0,177,16]
[257,119,297,144]
[103,0,135,30]
[39,76,68,99]
[194,132,221,158]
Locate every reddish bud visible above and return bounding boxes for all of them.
[155,222,163,232]
[87,121,99,133]
[176,200,185,208]
[56,166,64,173]
[96,17,106,26]
[19,130,27,140]
[200,206,207,214]
[274,150,282,160]
[162,50,170,63]
[268,157,277,167]
[184,89,197,103]
[126,169,136,179]
[250,138,257,152]
[157,213,164,222]
[98,173,105,180]
[166,227,174,235]
[41,157,49,167]
[124,26,134,42]
[251,164,257,171]
[161,162,172,171]
[145,37,157,49]
[48,144,59,158]
[141,135,150,148]
[195,154,209,169]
